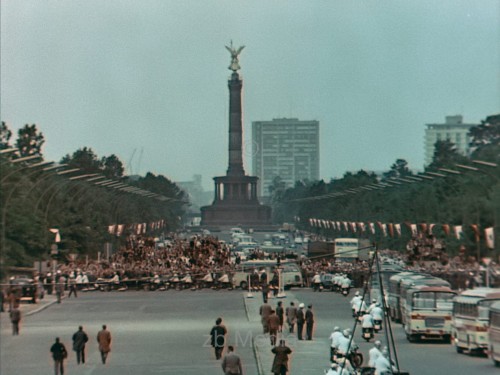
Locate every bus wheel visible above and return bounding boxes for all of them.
[240,281,248,290]
[406,334,416,343]
[494,359,500,367]
[456,345,464,354]
[443,335,451,344]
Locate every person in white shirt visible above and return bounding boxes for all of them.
[325,362,339,375]
[312,272,321,291]
[374,348,396,375]
[337,329,356,358]
[367,298,378,313]
[329,326,343,360]
[361,313,374,329]
[368,340,383,368]
[370,303,384,331]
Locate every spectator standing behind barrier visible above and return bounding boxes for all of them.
[296,303,305,340]
[221,345,243,375]
[271,339,292,375]
[210,317,227,360]
[285,302,297,333]
[97,324,112,364]
[50,337,67,375]
[10,305,21,335]
[72,325,89,365]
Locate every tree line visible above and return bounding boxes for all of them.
[269,114,500,260]
[0,122,188,277]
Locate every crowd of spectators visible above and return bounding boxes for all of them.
[8,230,497,292]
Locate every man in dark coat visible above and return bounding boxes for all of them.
[305,304,314,340]
[268,309,281,346]
[271,339,292,375]
[221,345,243,374]
[72,325,89,364]
[50,337,67,375]
[9,305,21,335]
[276,301,284,332]
[210,317,227,360]
[259,302,273,334]
[296,303,305,340]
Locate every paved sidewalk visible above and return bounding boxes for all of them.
[244,290,331,375]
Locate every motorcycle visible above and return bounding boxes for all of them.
[373,319,382,333]
[362,327,374,342]
[334,345,364,369]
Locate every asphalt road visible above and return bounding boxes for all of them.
[1,287,498,374]
[0,290,259,375]
[291,288,499,375]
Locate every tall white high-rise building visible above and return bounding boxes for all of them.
[252,118,319,197]
[424,115,477,166]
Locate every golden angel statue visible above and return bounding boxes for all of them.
[225,41,245,72]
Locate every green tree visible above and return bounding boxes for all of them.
[0,121,12,150]
[61,147,102,173]
[101,154,124,178]
[382,159,412,180]
[427,140,467,170]
[16,124,45,157]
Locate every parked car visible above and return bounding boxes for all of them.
[9,275,38,303]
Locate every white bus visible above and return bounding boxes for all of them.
[489,301,500,367]
[333,238,371,261]
[404,285,456,343]
[231,260,303,290]
[452,288,500,356]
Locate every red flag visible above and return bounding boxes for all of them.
[470,224,480,242]
[388,223,394,238]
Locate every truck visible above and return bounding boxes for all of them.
[307,241,335,257]
[307,238,372,261]
[333,238,372,261]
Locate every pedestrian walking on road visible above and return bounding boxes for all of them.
[56,273,65,303]
[276,301,284,332]
[305,304,314,340]
[97,324,112,364]
[9,305,21,335]
[261,282,269,303]
[210,317,227,360]
[268,309,281,346]
[296,303,305,340]
[285,302,297,333]
[259,302,272,334]
[72,325,89,364]
[68,276,78,298]
[50,337,68,375]
[221,345,243,375]
[271,339,292,375]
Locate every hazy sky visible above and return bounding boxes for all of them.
[2,1,499,190]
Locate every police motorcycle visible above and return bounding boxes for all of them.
[361,327,374,342]
[342,285,350,296]
[179,273,196,290]
[334,344,364,371]
[373,319,382,333]
[148,274,167,291]
[199,272,215,289]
